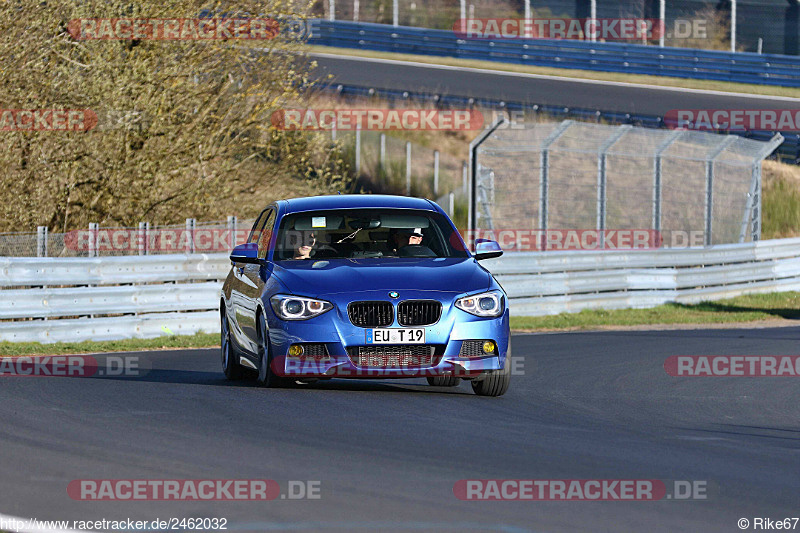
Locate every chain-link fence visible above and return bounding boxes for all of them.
[336,129,468,222]
[470,119,783,249]
[0,218,257,258]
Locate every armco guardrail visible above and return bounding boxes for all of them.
[308,20,800,87]
[0,254,229,343]
[482,237,800,316]
[2,239,800,343]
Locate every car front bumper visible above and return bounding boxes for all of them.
[265,291,510,379]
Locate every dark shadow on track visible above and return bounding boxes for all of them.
[92,370,472,395]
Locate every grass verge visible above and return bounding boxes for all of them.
[307,45,800,99]
[510,292,800,331]
[0,332,219,357]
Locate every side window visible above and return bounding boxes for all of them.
[258,210,277,259]
[247,209,269,244]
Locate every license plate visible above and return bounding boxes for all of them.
[366,328,425,344]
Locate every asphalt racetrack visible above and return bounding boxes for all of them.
[308,52,800,116]
[1,327,799,532]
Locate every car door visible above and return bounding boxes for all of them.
[230,210,268,353]
[238,208,277,354]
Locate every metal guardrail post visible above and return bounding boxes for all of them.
[653,130,683,235]
[186,218,196,254]
[138,222,148,256]
[379,133,386,175]
[433,150,440,196]
[704,136,738,246]
[355,124,361,176]
[36,226,48,258]
[88,223,99,258]
[405,141,411,195]
[227,216,237,249]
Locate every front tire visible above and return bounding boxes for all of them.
[221,308,243,380]
[256,314,292,388]
[471,358,510,397]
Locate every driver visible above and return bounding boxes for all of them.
[292,232,316,259]
[389,227,423,255]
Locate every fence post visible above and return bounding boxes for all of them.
[449,192,455,217]
[538,121,573,247]
[393,0,398,26]
[705,136,737,246]
[653,130,682,237]
[462,161,468,193]
[36,226,48,258]
[186,218,196,254]
[405,141,411,195]
[227,215,238,250]
[355,125,361,176]
[468,115,506,239]
[433,150,440,196]
[88,222,99,257]
[379,133,386,175]
[597,126,632,247]
[353,0,359,21]
[328,0,335,21]
[138,222,148,256]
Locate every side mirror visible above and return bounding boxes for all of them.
[230,242,261,264]
[473,239,503,261]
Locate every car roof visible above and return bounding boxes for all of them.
[279,194,437,214]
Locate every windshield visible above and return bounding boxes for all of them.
[274,208,468,261]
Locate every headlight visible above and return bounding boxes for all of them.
[270,295,333,321]
[455,290,504,317]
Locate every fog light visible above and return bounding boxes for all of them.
[288,345,304,357]
[482,341,496,354]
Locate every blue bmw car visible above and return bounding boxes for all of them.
[220,194,510,396]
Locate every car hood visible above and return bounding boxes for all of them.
[271,257,491,297]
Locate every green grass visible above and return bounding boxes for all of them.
[0,332,219,357]
[307,45,800,99]
[763,177,800,239]
[510,292,800,331]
